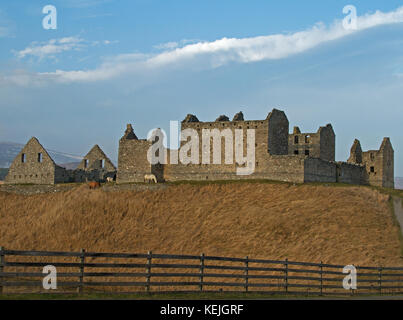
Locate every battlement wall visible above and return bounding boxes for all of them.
[303,158,337,183]
[336,162,367,185]
[164,155,306,183]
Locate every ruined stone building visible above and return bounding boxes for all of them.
[5,138,116,184]
[347,138,394,188]
[75,145,117,182]
[5,137,69,184]
[4,108,394,188]
[117,109,395,188]
[288,125,335,161]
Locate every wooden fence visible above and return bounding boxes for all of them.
[1,247,403,296]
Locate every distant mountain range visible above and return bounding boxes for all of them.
[0,142,82,169]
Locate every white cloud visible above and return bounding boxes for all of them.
[145,7,403,68]
[15,37,85,60]
[4,6,403,85]
[15,37,117,60]
[153,39,203,51]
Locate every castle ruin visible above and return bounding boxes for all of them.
[5,108,394,188]
[117,109,394,188]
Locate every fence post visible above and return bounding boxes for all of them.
[284,258,288,294]
[378,267,382,295]
[0,246,4,294]
[146,251,152,293]
[199,253,204,292]
[245,256,249,293]
[320,261,323,296]
[77,248,85,294]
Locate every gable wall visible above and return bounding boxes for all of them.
[5,139,56,184]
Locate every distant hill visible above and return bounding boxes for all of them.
[0,142,24,168]
[58,162,81,170]
[0,168,8,180]
[0,142,82,168]
[396,177,403,190]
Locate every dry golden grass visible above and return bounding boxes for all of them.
[0,182,401,267]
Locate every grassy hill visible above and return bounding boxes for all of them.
[0,182,401,266]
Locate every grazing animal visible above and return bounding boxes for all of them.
[88,181,101,189]
[106,177,114,183]
[144,174,157,183]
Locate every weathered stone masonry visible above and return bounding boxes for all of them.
[288,124,335,161]
[5,139,116,185]
[5,137,66,185]
[5,108,394,188]
[116,108,395,188]
[347,137,394,188]
[76,144,117,182]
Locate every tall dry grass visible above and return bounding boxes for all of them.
[0,183,401,266]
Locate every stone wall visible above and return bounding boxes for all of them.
[288,124,335,161]
[379,138,394,188]
[361,138,394,188]
[5,137,58,185]
[54,165,71,184]
[117,132,152,183]
[10,109,392,188]
[349,137,394,188]
[347,139,363,164]
[289,126,320,158]
[77,145,116,172]
[5,138,117,185]
[181,120,268,164]
[362,150,384,187]
[303,158,337,183]
[319,125,335,162]
[336,162,366,185]
[162,109,290,182]
[76,144,117,182]
[164,154,306,183]
[263,155,305,183]
[267,109,289,155]
[113,110,394,188]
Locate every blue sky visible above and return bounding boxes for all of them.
[0,0,402,175]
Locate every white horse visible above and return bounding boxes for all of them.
[144,174,157,183]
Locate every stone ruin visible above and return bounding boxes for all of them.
[5,138,116,184]
[4,108,394,188]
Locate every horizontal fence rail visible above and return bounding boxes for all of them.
[1,247,403,296]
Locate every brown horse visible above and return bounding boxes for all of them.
[88,181,101,189]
